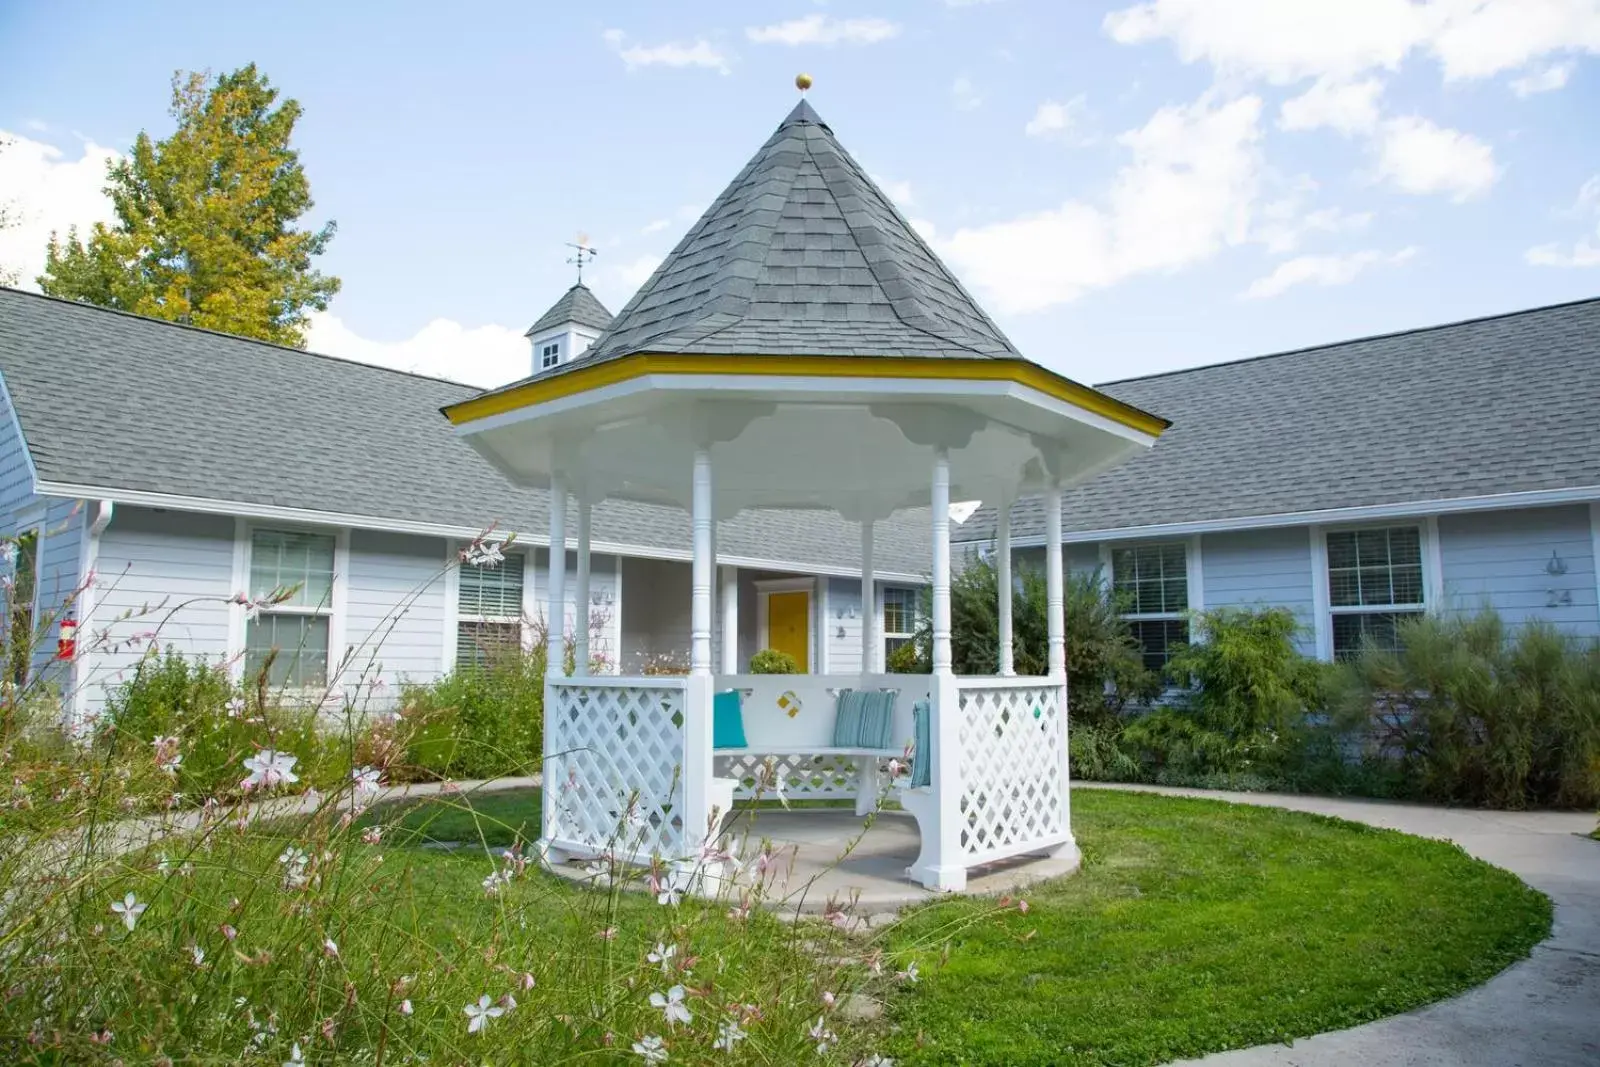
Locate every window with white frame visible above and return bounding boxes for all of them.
[882,586,918,660]
[457,552,525,670]
[245,529,335,689]
[1110,542,1189,673]
[539,341,561,369]
[1326,526,1424,660]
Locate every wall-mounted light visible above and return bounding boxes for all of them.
[1546,550,1568,576]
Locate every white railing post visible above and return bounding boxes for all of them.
[574,496,591,677]
[860,518,876,673]
[541,478,568,860]
[997,499,1014,676]
[908,448,967,892]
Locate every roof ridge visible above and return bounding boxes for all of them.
[0,285,487,394]
[1096,293,1600,389]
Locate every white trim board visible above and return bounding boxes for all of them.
[993,484,1600,548]
[31,479,924,584]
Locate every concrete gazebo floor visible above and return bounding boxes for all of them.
[546,806,1081,913]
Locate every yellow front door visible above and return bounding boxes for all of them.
[766,590,810,672]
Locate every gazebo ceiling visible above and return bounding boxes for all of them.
[446,95,1168,513]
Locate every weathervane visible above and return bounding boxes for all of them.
[566,233,597,284]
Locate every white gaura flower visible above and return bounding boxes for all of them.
[283,1042,304,1066]
[656,885,682,907]
[714,1018,747,1051]
[351,766,382,796]
[189,943,205,966]
[647,942,676,973]
[897,959,919,984]
[398,998,413,1015]
[633,1034,668,1063]
[464,994,505,1034]
[460,540,506,568]
[110,892,146,931]
[322,938,339,958]
[241,750,299,791]
[808,1015,836,1054]
[649,985,691,1027]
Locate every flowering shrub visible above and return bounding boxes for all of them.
[0,528,1003,1063]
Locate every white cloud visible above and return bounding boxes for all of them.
[951,76,983,111]
[1243,246,1417,298]
[614,253,664,290]
[1510,60,1574,96]
[1024,96,1089,139]
[940,94,1263,313]
[1525,174,1600,267]
[305,312,530,389]
[0,130,122,290]
[745,14,900,46]
[1278,77,1384,134]
[1254,178,1374,254]
[1372,116,1499,200]
[602,29,731,74]
[875,177,914,207]
[1104,0,1600,85]
[640,217,672,235]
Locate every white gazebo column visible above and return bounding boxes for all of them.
[720,564,739,675]
[1043,481,1078,864]
[573,495,591,677]
[1044,484,1065,677]
[997,499,1014,676]
[909,447,966,892]
[681,446,723,882]
[548,480,568,677]
[860,519,876,674]
[540,476,569,861]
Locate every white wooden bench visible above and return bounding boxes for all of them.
[713,744,902,816]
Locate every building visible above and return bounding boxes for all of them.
[960,297,1600,668]
[0,279,935,722]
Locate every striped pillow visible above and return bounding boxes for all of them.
[857,690,897,751]
[832,690,865,748]
[909,699,932,788]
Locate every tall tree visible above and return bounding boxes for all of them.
[39,65,339,347]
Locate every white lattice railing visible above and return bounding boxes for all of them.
[545,676,687,862]
[954,676,1066,865]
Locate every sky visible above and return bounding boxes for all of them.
[1,0,1598,390]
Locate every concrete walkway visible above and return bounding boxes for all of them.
[1083,784,1600,1067]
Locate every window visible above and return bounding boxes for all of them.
[1110,542,1189,672]
[540,341,561,369]
[882,586,918,660]
[457,551,524,670]
[245,529,335,689]
[1326,526,1424,660]
[8,530,37,685]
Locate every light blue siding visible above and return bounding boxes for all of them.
[1437,505,1598,637]
[81,507,235,717]
[0,378,34,522]
[343,530,446,702]
[531,548,621,672]
[1066,544,1102,580]
[827,578,864,673]
[1201,528,1317,653]
[31,498,84,684]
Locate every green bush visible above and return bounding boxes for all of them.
[1122,607,1326,778]
[399,643,546,780]
[97,646,350,798]
[931,555,1157,716]
[1333,610,1600,809]
[886,638,929,674]
[748,647,800,674]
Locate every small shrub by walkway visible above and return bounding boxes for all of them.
[884,789,1550,1067]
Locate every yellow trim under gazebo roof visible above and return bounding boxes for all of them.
[443,352,1171,438]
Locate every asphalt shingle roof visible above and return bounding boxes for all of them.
[0,287,931,576]
[525,282,613,336]
[960,297,1600,543]
[483,101,1022,402]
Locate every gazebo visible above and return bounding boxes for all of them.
[444,94,1167,892]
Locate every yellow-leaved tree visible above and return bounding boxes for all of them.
[39,64,339,348]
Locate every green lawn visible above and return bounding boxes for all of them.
[885,789,1551,1066]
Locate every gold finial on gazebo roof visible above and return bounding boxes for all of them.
[795,72,813,92]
